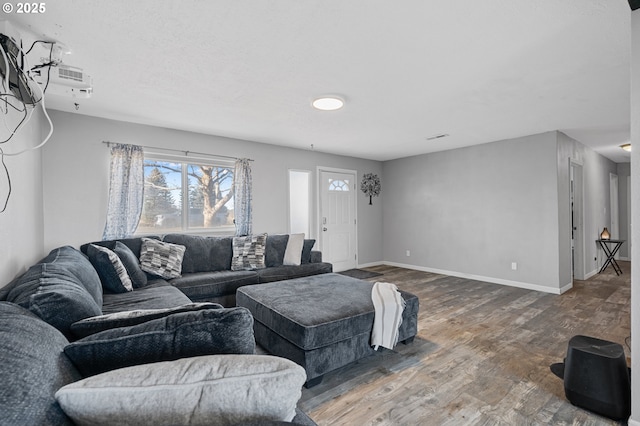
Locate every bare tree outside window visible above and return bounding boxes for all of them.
[137,159,234,233]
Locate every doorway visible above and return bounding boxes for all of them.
[571,161,585,280]
[318,168,357,272]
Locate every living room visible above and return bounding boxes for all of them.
[1,1,639,425]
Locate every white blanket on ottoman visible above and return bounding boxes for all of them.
[371,282,406,350]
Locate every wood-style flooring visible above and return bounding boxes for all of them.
[298,263,631,425]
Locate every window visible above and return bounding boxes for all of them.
[137,156,234,233]
[328,179,349,191]
[288,170,310,236]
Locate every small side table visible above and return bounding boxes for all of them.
[596,239,625,275]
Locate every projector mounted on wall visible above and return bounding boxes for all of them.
[43,64,93,98]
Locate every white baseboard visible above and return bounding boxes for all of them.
[382,261,566,294]
[357,261,385,269]
[628,418,640,426]
[559,281,573,294]
[584,269,598,280]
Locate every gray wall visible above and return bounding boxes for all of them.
[41,111,383,265]
[382,132,562,292]
[0,108,45,286]
[382,130,619,293]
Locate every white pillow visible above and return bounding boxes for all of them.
[55,354,307,426]
[283,233,305,266]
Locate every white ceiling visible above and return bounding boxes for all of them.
[8,0,633,162]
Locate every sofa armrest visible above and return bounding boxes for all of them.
[309,251,322,263]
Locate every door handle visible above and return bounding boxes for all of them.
[323,227,327,231]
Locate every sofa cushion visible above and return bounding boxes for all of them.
[265,234,289,267]
[283,233,305,266]
[163,234,234,273]
[4,246,103,307]
[55,354,306,425]
[64,307,256,376]
[86,244,134,293]
[256,262,333,284]
[80,236,161,259]
[30,282,104,340]
[70,302,223,339]
[2,246,103,339]
[0,302,81,425]
[140,238,186,279]
[301,239,316,264]
[113,241,148,288]
[231,233,267,271]
[101,280,192,315]
[169,270,259,302]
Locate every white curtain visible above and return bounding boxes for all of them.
[234,159,252,236]
[102,144,144,240]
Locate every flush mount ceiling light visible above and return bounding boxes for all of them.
[312,96,344,111]
[620,143,632,152]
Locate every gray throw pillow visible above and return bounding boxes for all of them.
[70,302,223,339]
[64,307,256,376]
[87,244,133,293]
[139,238,186,279]
[0,302,81,425]
[265,234,289,267]
[55,354,306,426]
[231,233,267,271]
[112,241,148,288]
[301,239,316,263]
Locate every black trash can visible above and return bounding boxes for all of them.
[563,335,630,421]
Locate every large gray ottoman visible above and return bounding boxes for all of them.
[236,273,419,387]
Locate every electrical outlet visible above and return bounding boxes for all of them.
[511,262,517,271]
[406,250,411,257]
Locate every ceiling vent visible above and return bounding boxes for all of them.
[49,65,92,89]
[425,133,449,141]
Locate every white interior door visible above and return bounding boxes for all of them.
[570,162,585,280]
[319,170,357,272]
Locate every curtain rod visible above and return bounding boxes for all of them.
[101,141,253,161]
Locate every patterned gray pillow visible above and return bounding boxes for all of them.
[139,238,186,279]
[231,234,267,271]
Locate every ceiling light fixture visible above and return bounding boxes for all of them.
[620,143,632,152]
[312,96,344,111]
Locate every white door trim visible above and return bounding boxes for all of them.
[317,166,358,269]
[570,160,585,280]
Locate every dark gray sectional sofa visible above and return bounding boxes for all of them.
[0,233,327,425]
[81,233,332,307]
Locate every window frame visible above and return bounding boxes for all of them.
[136,152,236,236]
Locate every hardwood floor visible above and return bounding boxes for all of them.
[298,263,631,425]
